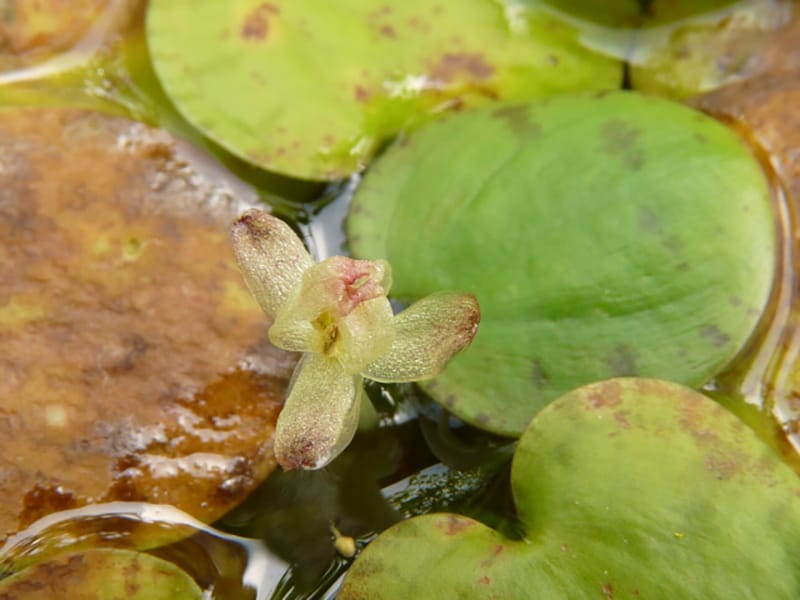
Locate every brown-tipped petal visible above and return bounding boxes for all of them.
[362,292,480,383]
[231,208,313,319]
[274,354,362,470]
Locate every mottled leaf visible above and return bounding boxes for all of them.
[146,0,621,180]
[349,92,776,435]
[341,378,800,599]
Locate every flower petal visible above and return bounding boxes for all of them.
[274,354,362,470]
[269,256,393,359]
[337,296,395,374]
[362,292,480,383]
[231,208,313,318]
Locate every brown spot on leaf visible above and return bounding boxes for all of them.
[607,345,638,376]
[439,514,473,536]
[613,410,631,429]
[476,413,490,426]
[477,575,491,585]
[379,24,396,39]
[704,452,741,480]
[492,104,542,139]
[430,53,494,83]
[529,359,550,391]
[637,207,661,234]
[408,16,430,33]
[661,235,682,255]
[241,2,279,41]
[600,119,646,171]
[701,325,730,348]
[602,583,614,598]
[354,85,370,102]
[585,380,623,409]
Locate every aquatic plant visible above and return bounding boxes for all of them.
[232,209,480,469]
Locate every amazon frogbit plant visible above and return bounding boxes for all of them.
[232,209,480,470]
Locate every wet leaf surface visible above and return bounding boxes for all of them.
[630,0,799,98]
[0,108,297,541]
[692,73,800,449]
[349,91,776,436]
[145,0,621,181]
[691,70,800,203]
[0,0,140,72]
[0,547,202,599]
[341,378,800,599]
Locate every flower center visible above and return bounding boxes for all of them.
[312,310,341,355]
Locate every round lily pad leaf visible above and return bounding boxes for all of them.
[349,91,776,436]
[145,0,622,181]
[0,108,297,540]
[0,0,140,72]
[0,547,202,599]
[630,0,799,99]
[340,378,800,598]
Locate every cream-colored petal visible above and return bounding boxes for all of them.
[337,296,395,375]
[274,354,362,470]
[362,292,480,383]
[231,208,313,318]
[269,256,393,355]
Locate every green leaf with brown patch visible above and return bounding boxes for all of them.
[348,91,776,436]
[0,548,202,599]
[340,378,800,599]
[145,0,621,181]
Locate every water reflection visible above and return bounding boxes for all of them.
[0,502,286,599]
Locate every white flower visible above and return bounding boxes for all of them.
[232,209,480,470]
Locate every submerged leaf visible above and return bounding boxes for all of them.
[349,92,776,435]
[341,378,800,598]
[0,109,296,540]
[0,548,203,599]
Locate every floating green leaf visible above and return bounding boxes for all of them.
[340,378,800,598]
[0,548,202,599]
[146,0,621,181]
[348,91,775,436]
